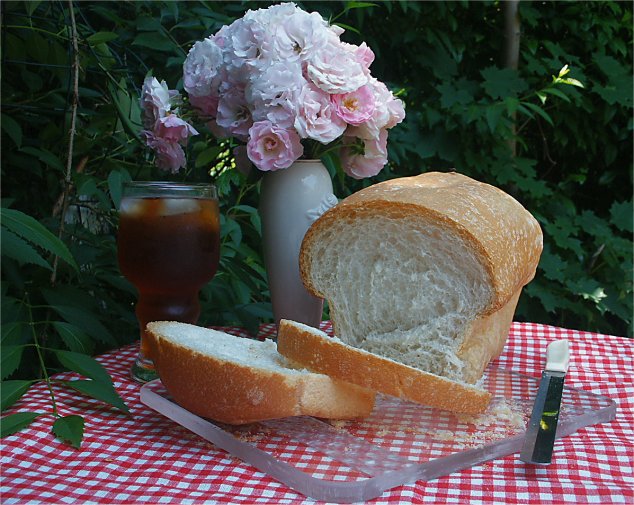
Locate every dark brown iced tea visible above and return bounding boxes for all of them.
[118,196,220,357]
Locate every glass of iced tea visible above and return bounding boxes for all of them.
[117,181,220,382]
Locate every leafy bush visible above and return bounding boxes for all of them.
[1,0,631,445]
[322,1,633,336]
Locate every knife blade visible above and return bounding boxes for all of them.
[520,339,570,464]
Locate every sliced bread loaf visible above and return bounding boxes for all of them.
[299,171,543,385]
[146,321,375,425]
[277,319,491,414]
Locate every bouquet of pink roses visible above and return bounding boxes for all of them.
[140,2,405,178]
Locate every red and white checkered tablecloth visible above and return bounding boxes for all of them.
[1,322,633,504]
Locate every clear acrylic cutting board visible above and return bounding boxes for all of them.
[140,367,616,503]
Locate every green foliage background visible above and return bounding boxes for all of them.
[2,0,632,389]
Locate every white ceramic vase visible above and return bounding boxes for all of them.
[259,159,338,328]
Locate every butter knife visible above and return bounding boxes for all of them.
[520,339,570,464]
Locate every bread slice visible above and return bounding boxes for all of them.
[299,171,543,385]
[145,321,375,425]
[277,319,491,414]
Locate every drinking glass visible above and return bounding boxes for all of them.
[117,181,220,382]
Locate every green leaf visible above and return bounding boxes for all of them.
[577,209,612,241]
[107,79,142,142]
[610,200,633,233]
[538,249,568,283]
[1,380,33,411]
[438,79,476,109]
[0,208,78,271]
[239,302,273,320]
[0,228,52,270]
[107,169,131,209]
[504,96,520,115]
[1,412,41,438]
[51,322,93,354]
[1,346,25,380]
[136,16,164,31]
[543,215,582,256]
[87,31,119,46]
[195,146,222,169]
[560,77,584,89]
[52,415,84,449]
[49,305,116,346]
[166,55,186,68]
[18,146,65,172]
[221,216,242,247]
[54,350,112,384]
[593,53,623,79]
[344,1,379,10]
[485,104,505,133]
[540,87,572,103]
[525,282,560,314]
[24,2,43,16]
[481,66,529,99]
[520,102,554,126]
[1,322,27,347]
[63,380,129,414]
[593,74,633,107]
[132,32,174,52]
[1,114,22,148]
[572,279,607,305]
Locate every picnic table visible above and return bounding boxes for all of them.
[1,321,632,504]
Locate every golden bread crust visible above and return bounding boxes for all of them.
[277,320,492,415]
[300,171,542,315]
[146,322,375,425]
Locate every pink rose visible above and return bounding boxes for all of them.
[340,129,388,179]
[139,76,172,129]
[347,78,405,139]
[189,94,220,119]
[216,86,252,141]
[154,114,198,145]
[341,41,375,71]
[246,120,304,171]
[354,42,375,70]
[142,131,187,173]
[331,85,376,125]
[294,83,346,144]
[385,95,406,130]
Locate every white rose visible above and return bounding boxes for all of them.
[228,17,274,68]
[273,10,330,61]
[246,60,305,129]
[183,38,223,97]
[306,41,367,94]
[250,2,299,27]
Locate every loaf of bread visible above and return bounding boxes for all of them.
[277,319,492,414]
[299,171,543,387]
[145,321,375,425]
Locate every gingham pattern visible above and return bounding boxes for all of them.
[2,322,632,504]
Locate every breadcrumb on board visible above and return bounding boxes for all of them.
[327,396,529,451]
